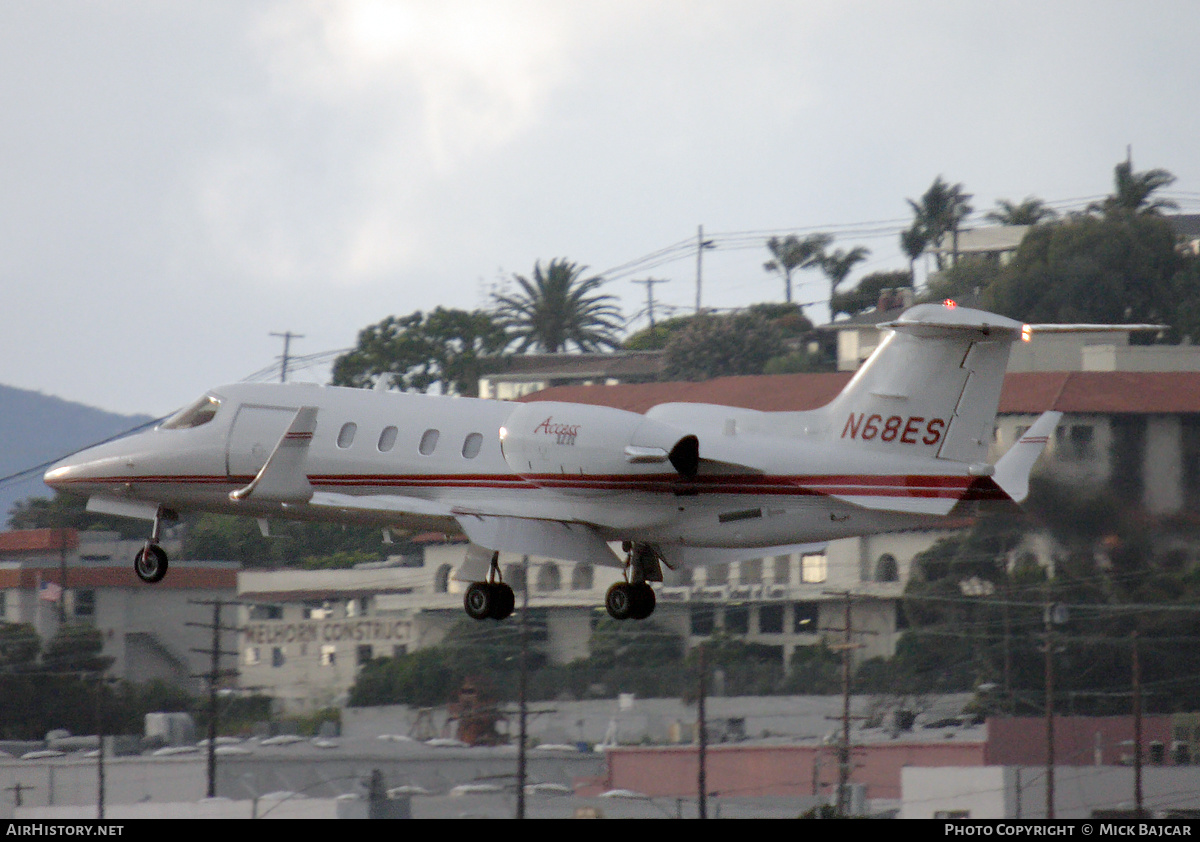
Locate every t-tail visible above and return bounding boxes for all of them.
[818,302,1059,506]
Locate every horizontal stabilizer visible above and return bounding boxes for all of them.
[993,411,1061,503]
[455,514,623,568]
[230,407,318,503]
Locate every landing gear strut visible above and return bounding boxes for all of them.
[464,552,516,621]
[605,543,661,621]
[134,506,176,584]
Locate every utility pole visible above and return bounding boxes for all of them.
[824,590,868,815]
[187,599,241,798]
[631,278,669,331]
[694,225,715,313]
[1043,594,1057,820]
[270,331,305,383]
[516,555,529,820]
[1132,630,1144,819]
[697,643,708,820]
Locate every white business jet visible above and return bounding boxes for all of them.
[44,303,1059,622]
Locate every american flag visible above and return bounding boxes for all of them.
[38,580,62,603]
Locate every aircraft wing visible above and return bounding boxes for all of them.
[454,513,624,568]
[657,541,827,568]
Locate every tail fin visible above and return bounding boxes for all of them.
[823,303,1024,465]
[993,411,1061,503]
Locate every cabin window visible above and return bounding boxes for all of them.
[378,426,398,452]
[419,428,440,456]
[462,432,483,459]
[337,422,357,449]
[160,395,221,430]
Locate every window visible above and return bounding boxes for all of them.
[1056,424,1095,461]
[250,604,283,620]
[875,554,899,583]
[773,555,791,585]
[320,645,337,666]
[793,602,819,633]
[504,564,526,593]
[462,432,483,459]
[419,428,440,455]
[739,558,763,585]
[245,647,260,666]
[691,605,715,636]
[160,395,221,430]
[73,589,95,618]
[759,604,784,634]
[435,564,453,593]
[337,422,358,449]
[725,605,749,634]
[271,647,285,668]
[571,564,594,591]
[536,564,561,592]
[801,554,827,584]
[707,563,729,586]
[378,426,398,452]
[357,645,373,665]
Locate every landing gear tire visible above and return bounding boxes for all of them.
[464,582,516,621]
[631,583,656,620]
[134,544,169,584]
[606,582,655,621]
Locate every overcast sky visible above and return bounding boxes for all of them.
[2,0,1199,418]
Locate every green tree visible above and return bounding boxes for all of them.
[830,270,912,319]
[8,492,145,539]
[493,258,623,353]
[331,307,507,397]
[983,213,1183,327]
[661,310,784,381]
[763,234,832,305]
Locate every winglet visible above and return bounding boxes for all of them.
[230,407,318,503]
[992,411,1061,503]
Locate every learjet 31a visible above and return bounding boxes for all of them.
[44,303,1059,622]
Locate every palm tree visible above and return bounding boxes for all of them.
[493,258,623,353]
[1090,159,1178,217]
[820,246,871,302]
[899,224,928,285]
[984,197,1058,226]
[908,176,973,270]
[763,233,832,304]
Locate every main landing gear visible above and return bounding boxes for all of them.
[605,543,662,621]
[464,552,516,621]
[134,506,177,585]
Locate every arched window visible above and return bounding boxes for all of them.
[434,564,453,594]
[536,564,561,592]
[875,553,899,583]
[571,564,594,590]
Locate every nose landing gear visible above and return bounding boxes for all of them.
[134,506,177,585]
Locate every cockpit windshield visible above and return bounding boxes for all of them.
[160,395,222,430]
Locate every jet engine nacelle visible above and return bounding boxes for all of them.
[500,401,698,489]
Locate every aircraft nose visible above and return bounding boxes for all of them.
[43,438,141,493]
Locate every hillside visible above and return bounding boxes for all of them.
[0,384,153,527]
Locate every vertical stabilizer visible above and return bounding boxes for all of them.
[824,304,1024,465]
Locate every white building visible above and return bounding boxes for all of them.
[0,528,237,689]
